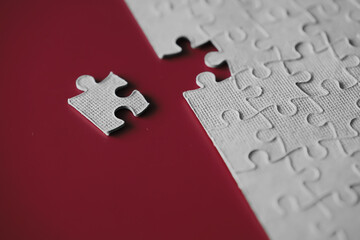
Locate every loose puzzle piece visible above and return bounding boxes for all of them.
[183,72,260,130]
[205,28,281,78]
[68,72,149,135]
[235,62,311,115]
[284,41,359,96]
[236,155,317,223]
[308,80,360,138]
[257,98,337,159]
[125,0,210,58]
[208,109,286,172]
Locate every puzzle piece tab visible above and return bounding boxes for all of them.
[125,0,209,58]
[205,28,281,78]
[308,80,360,138]
[236,62,311,115]
[183,72,260,130]
[68,72,149,135]
[284,41,359,96]
[258,98,337,159]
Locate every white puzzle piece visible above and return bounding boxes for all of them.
[68,72,149,135]
[125,0,210,58]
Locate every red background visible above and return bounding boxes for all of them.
[0,1,268,239]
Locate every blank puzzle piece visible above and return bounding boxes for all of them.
[318,190,360,240]
[190,0,258,38]
[68,72,149,135]
[266,196,329,240]
[257,98,337,159]
[284,40,359,96]
[205,28,281,78]
[125,0,210,58]
[235,63,311,115]
[236,155,317,224]
[183,72,260,130]
[254,12,315,60]
[308,80,360,138]
[247,0,303,23]
[304,141,360,205]
[208,109,286,172]
[305,0,360,46]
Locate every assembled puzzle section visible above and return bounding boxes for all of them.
[68,72,149,135]
[126,0,360,239]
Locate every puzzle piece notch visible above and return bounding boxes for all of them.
[341,118,360,155]
[308,80,360,139]
[265,196,330,240]
[190,0,260,38]
[255,12,315,60]
[68,72,149,135]
[125,0,210,58]
[284,41,359,96]
[205,28,281,78]
[295,0,339,13]
[301,141,360,206]
[317,191,360,240]
[208,109,286,172]
[235,62,312,116]
[247,0,303,23]
[304,0,360,46]
[183,72,261,130]
[236,155,317,224]
[257,98,337,159]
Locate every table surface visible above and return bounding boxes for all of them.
[0,1,268,239]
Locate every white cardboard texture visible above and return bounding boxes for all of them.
[68,72,149,135]
[126,0,360,239]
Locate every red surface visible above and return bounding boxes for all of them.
[0,1,268,239]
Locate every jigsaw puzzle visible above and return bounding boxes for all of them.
[126,0,360,239]
[68,72,149,135]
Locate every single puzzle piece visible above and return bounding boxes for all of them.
[247,0,303,23]
[235,62,311,115]
[190,0,264,39]
[308,80,360,139]
[255,12,316,60]
[303,141,360,205]
[208,109,286,172]
[205,28,281,78]
[258,98,337,159]
[284,41,359,96]
[236,155,317,224]
[305,0,360,46]
[295,0,339,13]
[332,37,360,59]
[318,190,360,240]
[125,0,210,58]
[68,72,149,135]
[265,196,330,240]
[237,0,262,12]
[332,37,360,81]
[341,118,360,155]
[183,72,260,130]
